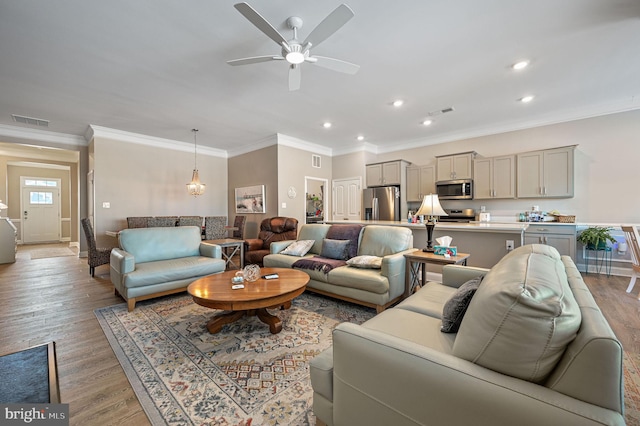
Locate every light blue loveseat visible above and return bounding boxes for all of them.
[110,226,225,311]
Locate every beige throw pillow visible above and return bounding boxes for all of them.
[280,240,315,257]
[346,255,383,269]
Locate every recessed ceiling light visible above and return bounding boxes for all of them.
[512,60,529,70]
[422,119,433,126]
[519,95,534,103]
[392,100,404,107]
[357,135,365,141]
[323,122,332,128]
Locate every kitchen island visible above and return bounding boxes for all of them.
[325,220,529,268]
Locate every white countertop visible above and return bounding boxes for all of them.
[325,220,528,232]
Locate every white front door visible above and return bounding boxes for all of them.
[21,186,61,243]
[332,178,361,221]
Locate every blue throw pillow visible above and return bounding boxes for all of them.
[320,239,350,260]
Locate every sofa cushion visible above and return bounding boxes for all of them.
[358,225,413,256]
[123,256,224,288]
[440,276,482,333]
[264,253,314,269]
[119,227,202,263]
[280,239,315,256]
[320,239,350,260]
[327,267,389,294]
[346,255,382,269]
[452,244,581,383]
[325,224,364,259]
[297,224,331,255]
[395,281,458,318]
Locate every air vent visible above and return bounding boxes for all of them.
[426,106,455,117]
[312,154,321,168]
[11,114,49,127]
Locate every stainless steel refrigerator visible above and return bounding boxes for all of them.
[362,186,401,221]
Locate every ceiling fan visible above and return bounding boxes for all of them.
[227,2,360,91]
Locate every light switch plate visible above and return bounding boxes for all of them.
[102,202,110,208]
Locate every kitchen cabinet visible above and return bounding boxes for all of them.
[406,165,436,202]
[517,146,575,198]
[474,155,516,199]
[524,224,576,260]
[366,160,406,187]
[436,152,476,181]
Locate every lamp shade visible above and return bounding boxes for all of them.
[416,194,447,217]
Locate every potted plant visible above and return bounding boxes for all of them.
[577,226,616,250]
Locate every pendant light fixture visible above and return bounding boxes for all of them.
[187,128,206,196]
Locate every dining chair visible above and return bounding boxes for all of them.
[81,218,112,277]
[204,216,227,240]
[148,216,178,227]
[178,216,203,227]
[231,215,246,239]
[622,225,640,298]
[127,216,151,228]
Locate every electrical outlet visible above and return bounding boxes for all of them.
[506,240,514,251]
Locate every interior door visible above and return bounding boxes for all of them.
[22,187,61,243]
[332,178,361,221]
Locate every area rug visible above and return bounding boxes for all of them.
[95,293,375,425]
[0,342,58,403]
[29,247,76,260]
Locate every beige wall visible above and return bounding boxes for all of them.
[277,143,332,227]
[334,109,640,224]
[228,142,278,239]
[92,137,228,247]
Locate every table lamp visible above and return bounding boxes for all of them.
[416,194,447,252]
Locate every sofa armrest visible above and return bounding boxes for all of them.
[245,238,264,251]
[330,323,624,426]
[110,248,135,274]
[441,264,490,288]
[199,242,222,258]
[270,240,295,254]
[381,248,416,300]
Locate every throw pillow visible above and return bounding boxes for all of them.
[440,276,483,333]
[346,255,383,269]
[280,240,315,257]
[320,239,350,260]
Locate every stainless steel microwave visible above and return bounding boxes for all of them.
[436,179,473,200]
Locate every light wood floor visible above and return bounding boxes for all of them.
[1,244,638,426]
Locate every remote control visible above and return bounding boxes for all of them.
[231,284,245,289]
[262,274,279,280]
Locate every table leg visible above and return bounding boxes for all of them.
[256,308,282,334]
[206,311,245,334]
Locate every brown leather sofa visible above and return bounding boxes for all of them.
[244,217,298,266]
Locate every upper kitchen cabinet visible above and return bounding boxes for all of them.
[436,152,476,181]
[517,146,575,198]
[406,164,436,202]
[366,160,408,187]
[474,155,516,199]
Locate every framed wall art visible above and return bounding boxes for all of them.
[235,185,266,213]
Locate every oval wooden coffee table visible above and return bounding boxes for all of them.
[187,267,309,334]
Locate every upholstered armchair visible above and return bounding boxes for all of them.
[245,217,298,266]
[81,218,112,277]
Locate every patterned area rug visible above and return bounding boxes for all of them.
[95,293,375,425]
[625,352,640,426]
[29,247,76,260]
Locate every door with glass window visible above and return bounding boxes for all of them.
[21,182,61,243]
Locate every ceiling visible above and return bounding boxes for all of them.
[1,0,639,156]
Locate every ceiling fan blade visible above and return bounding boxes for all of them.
[311,55,360,74]
[227,55,284,66]
[302,4,354,49]
[234,2,288,46]
[289,65,301,91]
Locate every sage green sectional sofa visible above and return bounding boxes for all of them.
[311,244,624,426]
[110,226,225,311]
[263,224,414,313]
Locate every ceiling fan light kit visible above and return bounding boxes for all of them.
[227,2,360,91]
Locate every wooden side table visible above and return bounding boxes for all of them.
[404,250,470,298]
[204,238,245,270]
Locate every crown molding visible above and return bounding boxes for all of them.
[226,134,278,158]
[276,133,333,157]
[0,124,86,146]
[88,125,228,158]
[332,142,378,156]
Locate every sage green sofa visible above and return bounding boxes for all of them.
[263,224,414,313]
[110,226,225,311]
[311,244,625,426]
